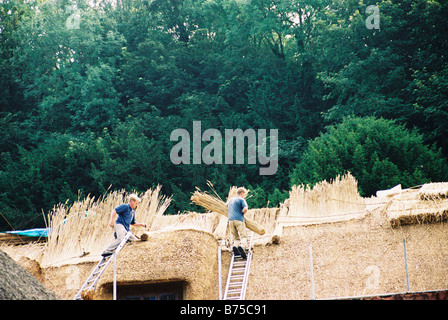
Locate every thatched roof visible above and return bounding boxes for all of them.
[0,249,58,300]
[418,182,448,199]
[385,185,448,227]
[97,228,219,300]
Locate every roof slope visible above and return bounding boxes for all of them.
[0,249,58,300]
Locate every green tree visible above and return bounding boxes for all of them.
[291,117,448,196]
[0,133,106,229]
[2,0,448,229]
[11,0,126,134]
[412,62,448,155]
[316,0,448,156]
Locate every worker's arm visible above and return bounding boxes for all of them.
[242,198,248,215]
[132,222,147,228]
[108,209,117,227]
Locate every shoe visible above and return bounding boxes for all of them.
[101,250,114,257]
[232,246,240,257]
[237,246,247,259]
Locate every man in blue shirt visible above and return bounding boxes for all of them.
[102,194,147,257]
[227,187,249,259]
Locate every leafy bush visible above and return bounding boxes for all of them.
[291,117,448,196]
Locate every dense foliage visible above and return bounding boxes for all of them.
[1,0,447,229]
[291,117,448,196]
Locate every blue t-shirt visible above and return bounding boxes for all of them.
[115,204,136,231]
[227,196,248,222]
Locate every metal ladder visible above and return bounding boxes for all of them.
[223,232,254,300]
[74,231,132,300]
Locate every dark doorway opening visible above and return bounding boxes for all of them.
[116,281,185,300]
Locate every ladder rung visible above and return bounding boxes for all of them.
[83,285,93,292]
[231,272,245,276]
[233,260,245,264]
[233,263,246,267]
[231,271,245,275]
[227,289,242,294]
[229,284,243,288]
[232,265,246,269]
[229,279,243,284]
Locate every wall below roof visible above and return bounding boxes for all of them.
[38,206,448,300]
[42,228,220,300]
[246,210,448,299]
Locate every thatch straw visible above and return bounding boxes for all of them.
[146,211,228,239]
[386,186,448,228]
[190,185,266,235]
[42,186,171,266]
[95,228,220,300]
[418,183,448,200]
[271,202,289,244]
[288,172,365,220]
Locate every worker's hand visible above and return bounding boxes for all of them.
[109,221,114,228]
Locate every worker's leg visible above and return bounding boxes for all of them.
[102,223,128,256]
[128,232,138,241]
[232,220,247,259]
[229,220,241,248]
[234,220,247,250]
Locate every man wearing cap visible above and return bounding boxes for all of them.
[101,194,147,257]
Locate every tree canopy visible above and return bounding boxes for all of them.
[1,0,447,229]
[291,117,448,196]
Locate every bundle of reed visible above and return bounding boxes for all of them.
[42,186,171,266]
[289,172,365,219]
[388,201,448,228]
[418,183,448,200]
[191,188,266,235]
[387,187,448,227]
